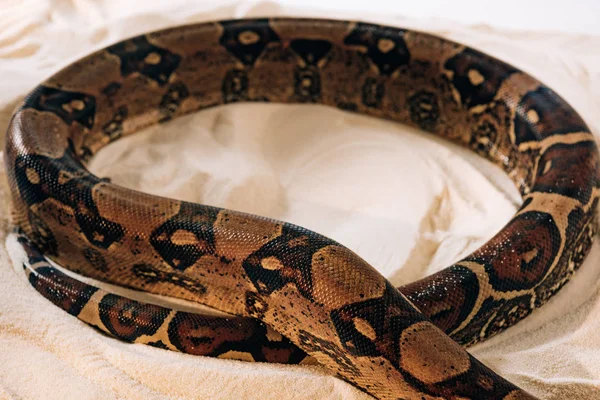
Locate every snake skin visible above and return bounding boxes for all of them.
[5,18,600,400]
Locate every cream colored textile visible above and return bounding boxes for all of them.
[1,1,600,399]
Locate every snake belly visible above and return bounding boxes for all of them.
[5,18,599,400]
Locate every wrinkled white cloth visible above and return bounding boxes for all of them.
[1,1,600,399]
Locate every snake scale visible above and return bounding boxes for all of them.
[5,18,599,399]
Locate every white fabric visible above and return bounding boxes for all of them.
[1,1,600,399]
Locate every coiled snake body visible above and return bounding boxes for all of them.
[5,18,599,399]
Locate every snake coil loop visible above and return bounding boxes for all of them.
[6,18,599,399]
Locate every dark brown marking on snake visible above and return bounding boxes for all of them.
[518,147,542,193]
[219,19,280,66]
[222,69,249,103]
[149,203,219,271]
[26,211,59,256]
[289,39,332,66]
[566,198,598,251]
[454,295,533,346]
[402,265,480,341]
[106,36,181,85]
[514,86,590,144]
[159,82,189,122]
[470,120,498,155]
[14,151,125,249]
[168,311,249,356]
[294,67,321,102]
[469,101,511,158]
[242,224,336,299]
[98,294,169,340]
[420,356,520,399]
[361,77,384,108]
[167,312,305,363]
[147,340,170,350]
[82,247,108,272]
[290,40,329,101]
[102,105,128,141]
[444,48,517,108]
[532,140,599,203]
[28,265,98,317]
[17,233,47,264]
[245,291,269,318]
[331,282,425,366]
[467,211,561,291]
[101,82,122,98]
[485,296,533,339]
[132,263,207,295]
[344,22,410,76]
[534,210,597,308]
[23,86,96,129]
[13,155,51,207]
[408,90,440,130]
[297,328,361,376]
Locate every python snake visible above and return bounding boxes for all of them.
[5,18,599,400]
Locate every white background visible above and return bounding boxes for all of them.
[273,0,600,33]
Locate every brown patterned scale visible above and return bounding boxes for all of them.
[6,18,599,400]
